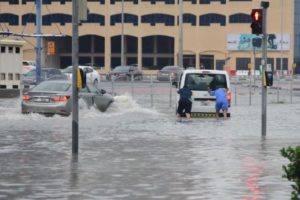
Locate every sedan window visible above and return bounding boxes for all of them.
[32,82,71,92]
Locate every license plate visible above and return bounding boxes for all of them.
[34,97,49,103]
[191,112,216,118]
[201,101,212,106]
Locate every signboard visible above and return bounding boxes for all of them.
[47,41,55,55]
[227,33,290,51]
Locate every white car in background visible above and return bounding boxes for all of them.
[62,65,101,86]
[22,60,36,74]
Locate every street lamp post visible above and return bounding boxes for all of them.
[178,0,183,68]
[280,0,283,76]
[121,0,125,66]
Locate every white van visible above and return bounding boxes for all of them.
[177,69,231,118]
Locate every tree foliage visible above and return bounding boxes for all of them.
[281,146,300,200]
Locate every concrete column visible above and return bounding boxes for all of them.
[91,35,95,65]
[174,36,178,66]
[154,36,157,66]
[196,53,200,69]
[138,37,142,70]
[105,36,111,72]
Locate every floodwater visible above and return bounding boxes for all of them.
[0,81,300,200]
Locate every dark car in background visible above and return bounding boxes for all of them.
[157,66,184,83]
[106,65,143,81]
[22,68,67,88]
[21,80,114,116]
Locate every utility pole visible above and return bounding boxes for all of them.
[36,0,42,83]
[72,0,79,154]
[121,0,125,66]
[178,0,183,68]
[261,1,269,137]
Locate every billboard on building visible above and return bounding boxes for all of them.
[227,34,290,51]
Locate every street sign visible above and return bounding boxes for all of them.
[47,41,55,55]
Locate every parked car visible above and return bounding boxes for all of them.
[62,65,101,86]
[21,68,68,88]
[177,69,231,118]
[22,60,36,74]
[21,80,114,116]
[157,65,184,84]
[106,65,143,81]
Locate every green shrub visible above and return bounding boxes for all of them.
[281,146,300,200]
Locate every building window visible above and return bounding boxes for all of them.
[0,0,19,4]
[141,14,175,26]
[255,58,274,70]
[276,58,288,70]
[8,47,13,53]
[1,46,5,53]
[111,0,138,4]
[0,73,6,80]
[142,0,175,4]
[110,13,138,26]
[15,73,20,80]
[200,0,226,4]
[84,14,105,25]
[199,13,226,26]
[8,73,13,80]
[15,47,20,54]
[22,13,36,25]
[236,57,250,70]
[183,0,197,4]
[229,13,251,23]
[42,14,72,26]
[0,13,19,25]
[178,14,196,26]
[87,0,105,4]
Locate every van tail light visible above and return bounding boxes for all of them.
[22,95,32,101]
[52,96,70,102]
[170,72,176,77]
[227,91,232,106]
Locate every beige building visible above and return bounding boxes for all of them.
[0,39,25,89]
[0,0,294,73]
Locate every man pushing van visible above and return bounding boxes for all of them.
[208,86,228,119]
[176,85,192,120]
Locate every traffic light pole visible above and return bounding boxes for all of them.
[261,2,269,137]
[72,0,79,154]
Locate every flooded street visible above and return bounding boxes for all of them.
[0,82,300,199]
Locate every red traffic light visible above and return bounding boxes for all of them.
[251,9,263,22]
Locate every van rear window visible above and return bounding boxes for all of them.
[184,73,227,91]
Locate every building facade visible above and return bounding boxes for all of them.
[0,0,296,73]
[295,0,300,73]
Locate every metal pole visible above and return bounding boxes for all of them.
[131,73,134,97]
[150,74,153,108]
[178,0,183,68]
[121,0,125,66]
[72,0,79,154]
[290,74,293,104]
[253,47,256,92]
[234,77,237,106]
[249,70,252,105]
[35,0,42,84]
[169,75,172,108]
[111,76,115,96]
[280,0,283,77]
[261,3,268,137]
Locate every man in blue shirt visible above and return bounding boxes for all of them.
[177,85,192,119]
[208,87,228,119]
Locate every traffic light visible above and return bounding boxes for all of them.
[250,9,263,35]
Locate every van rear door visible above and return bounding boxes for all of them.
[184,72,229,113]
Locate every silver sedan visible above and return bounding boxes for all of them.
[21,80,114,116]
